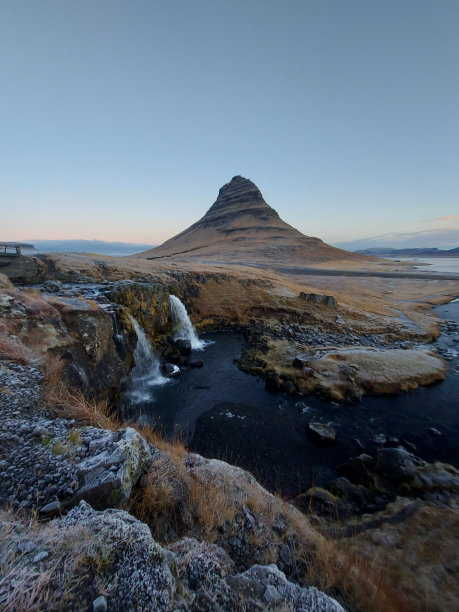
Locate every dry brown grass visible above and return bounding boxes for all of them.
[0,507,99,612]
[243,480,418,611]
[41,353,116,430]
[130,424,416,611]
[128,427,235,543]
[0,324,31,365]
[306,536,416,612]
[7,288,59,318]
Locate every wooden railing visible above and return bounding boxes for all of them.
[0,243,22,256]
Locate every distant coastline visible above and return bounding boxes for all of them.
[355,246,459,257]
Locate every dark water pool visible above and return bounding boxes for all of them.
[122,302,459,497]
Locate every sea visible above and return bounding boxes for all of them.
[388,256,459,275]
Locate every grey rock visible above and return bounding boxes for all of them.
[376,448,416,481]
[73,427,153,509]
[33,551,49,563]
[308,422,336,444]
[278,544,293,572]
[42,280,62,293]
[162,362,180,377]
[271,515,286,535]
[189,360,204,368]
[32,426,50,438]
[240,564,344,611]
[264,584,282,604]
[299,292,337,308]
[60,501,174,610]
[192,589,224,611]
[176,339,192,355]
[39,500,61,516]
[17,540,36,554]
[92,595,108,612]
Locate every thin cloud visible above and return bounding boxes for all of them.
[425,214,459,224]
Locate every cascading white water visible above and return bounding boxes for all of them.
[169,295,206,350]
[129,316,168,401]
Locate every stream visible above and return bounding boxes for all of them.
[122,301,459,498]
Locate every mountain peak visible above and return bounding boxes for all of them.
[138,175,363,265]
[205,175,278,220]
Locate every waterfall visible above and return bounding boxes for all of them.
[169,295,206,350]
[128,316,168,401]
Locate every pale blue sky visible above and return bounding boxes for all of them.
[1,0,458,245]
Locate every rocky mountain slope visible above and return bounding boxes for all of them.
[137,176,369,265]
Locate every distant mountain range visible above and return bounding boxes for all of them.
[21,240,156,257]
[356,247,459,257]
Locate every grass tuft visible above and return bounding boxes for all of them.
[0,327,31,365]
[41,353,116,430]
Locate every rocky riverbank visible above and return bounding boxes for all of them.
[0,355,349,611]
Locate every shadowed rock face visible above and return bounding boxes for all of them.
[138,175,364,265]
[205,175,279,221]
[170,175,286,236]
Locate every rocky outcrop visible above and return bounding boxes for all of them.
[0,363,153,512]
[0,354,344,610]
[1,500,344,611]
[299,292,337,308]
[307,422,336,444]
[309,347,448,401]
[240,335,448,402]
[171,536,344,611]
[72,427,154,509]
[0,285,127,398]
[109,280,172,346]
[55,298,127,397]
[0,254,46,281]
[305,448,459,522]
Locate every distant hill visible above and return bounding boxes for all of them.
[334,228,459,251]
[356,247,459,257]
[137,176,369,265]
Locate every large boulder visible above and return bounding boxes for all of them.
[170,539,345,610]
[59,501,175,610]
[376,448,416,482]
[299,292,337,308]
[51,297,128,398]
[73,427,154,509]
[175,338,192,355]
[227,564,344,611]
[308,422,336,444]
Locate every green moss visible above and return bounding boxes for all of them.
[110,487,122,507]
[41,434,54,446]
[68,430,82,445]
[52,441,66,455]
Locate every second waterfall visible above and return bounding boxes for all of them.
[169,295,207,350]
[128,316,169,403]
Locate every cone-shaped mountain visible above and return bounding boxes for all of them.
[138,176,363,264]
